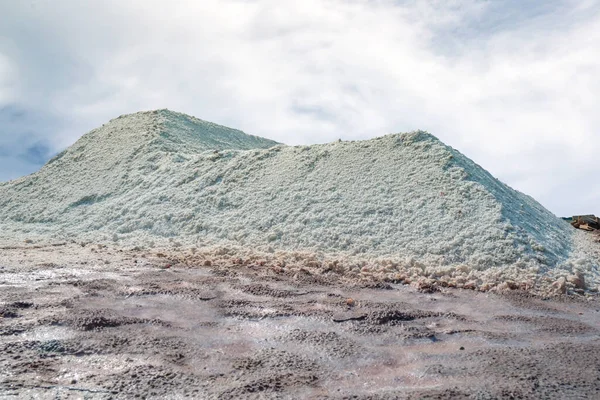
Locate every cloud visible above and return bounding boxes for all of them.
[19,142,52,166]
[0,52,15,105]
[0,0,599,216]
[0,105,59,181]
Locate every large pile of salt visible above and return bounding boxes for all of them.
[0,109,597,290]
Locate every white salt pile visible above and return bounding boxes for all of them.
[0,109,598,292]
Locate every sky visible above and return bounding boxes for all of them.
[0,0,599,216]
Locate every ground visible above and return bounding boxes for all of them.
[1,243,599,399]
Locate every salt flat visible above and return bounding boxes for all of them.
[1,243,599,399]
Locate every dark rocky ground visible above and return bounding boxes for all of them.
[1,244,599,399]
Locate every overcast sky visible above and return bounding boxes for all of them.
[0,0,599,216]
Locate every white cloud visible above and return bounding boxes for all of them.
[0,0,599,215]
[0,51,16,105]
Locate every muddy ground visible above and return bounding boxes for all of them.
[1,243,599,399]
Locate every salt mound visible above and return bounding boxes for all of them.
[1,109,598,290]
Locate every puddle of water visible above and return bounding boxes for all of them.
[83,294,221,330]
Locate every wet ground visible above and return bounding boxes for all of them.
[1,243,599,399]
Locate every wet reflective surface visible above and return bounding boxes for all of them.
[1,244,599,399]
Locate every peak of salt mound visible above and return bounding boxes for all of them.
[44,109,279,170]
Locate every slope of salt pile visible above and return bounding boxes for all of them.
[0,109,597,290]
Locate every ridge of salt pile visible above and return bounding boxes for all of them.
[0,109,598,291]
